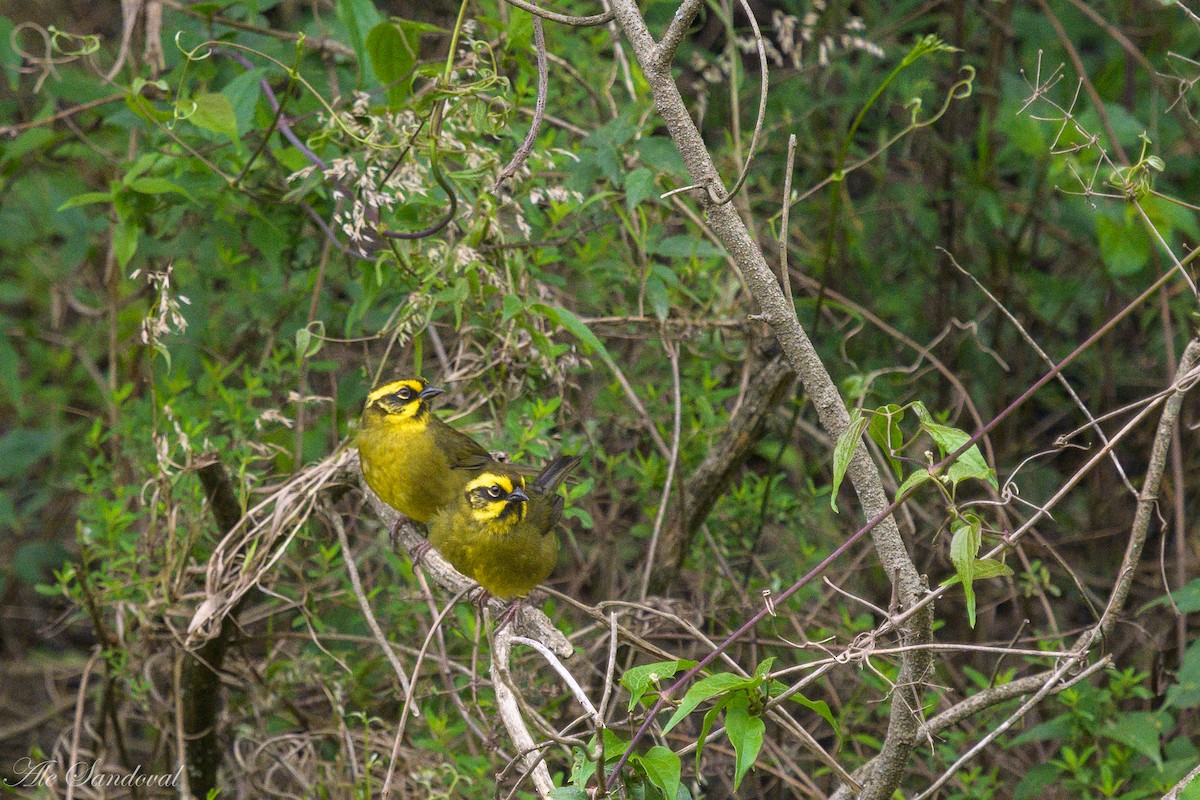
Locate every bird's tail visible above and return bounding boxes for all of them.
[533,454,582,492]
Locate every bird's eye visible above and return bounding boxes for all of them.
[396,388,412,401]
[487,485,502,499]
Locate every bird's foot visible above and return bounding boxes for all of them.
[493,599,525,632]
[388,514,412,551]
[410,539,432,565]
[468,586,493,609]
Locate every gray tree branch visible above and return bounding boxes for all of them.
[603,3,933,797]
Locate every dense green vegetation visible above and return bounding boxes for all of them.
[3,0,1200,797]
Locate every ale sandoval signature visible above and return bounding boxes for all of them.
[6,758,183,789]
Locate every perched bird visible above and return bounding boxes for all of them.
[357,377,494,525]
[428,454,582,601]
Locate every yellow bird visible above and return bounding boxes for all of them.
[357,377,494,525]
[427,455,581,600]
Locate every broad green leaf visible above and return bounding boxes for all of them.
[645,235,725,260]
[1166,639,1200,708]
[639,746,680,800]
[336,0,383,74]
[695,696,733,772]
[636,136,687,178]
[970,558,1013,580]
[549,788,587,800]
[725,694,765,790]
[1013,762,1061,800]
[190,92,240,147]
[896,469,932,498]
[13,541,70,585]
[662,673,753,734]
[1141,577,1200,614]
[1095,209,1150,277]
[113,219,139,269]
[830,408,867,512]
[625,167,658,211]
[506,6,533,53]
[366,21,416,105]
[1101,711,1170,768]
[501,293,525,323]
[912,402,997,489]
[621,659,695,712]
[221,67,265,137]
[0,428,56,480]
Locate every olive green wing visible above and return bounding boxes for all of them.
[434,418,497,471]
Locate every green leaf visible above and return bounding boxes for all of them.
[725,694,765,790]
[626,167,658,212]
[506,6,533,53]
[550,788,588,800]
[366,21,416,105]
[867,404,904,477]
[190,92,240,147]
[534,304,615,366]
[645,274,670,321]
[695,696,732,773]
[895,469,932,498]
[336,0,383,74]
[0,17,20,90]
[1095,209,1150,277]
[830,408,867,512]
[912,402,997,489]
[125,91,172,125]
[57,190,113,211]
[662,673,753,734]
[501,293,526,323]
[1142,577,1200,615]
[296,321,325,359]
[113,220,139,269]
[1101,711,1169,768]
[970,558,1014,580]
[949,514,982,627]
[621,659,695,712]
[221,67,265,138]
[1166,639,1200,708]
[767,681,837,733]
[639,746,680,800]
[13,541,71,585]
[645,236,725,260]
[1013,763,1061,800]
[0,428,56,480]
[636,136,687,178]
[129,177,194,201]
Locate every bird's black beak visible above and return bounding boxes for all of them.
[508,488,529,503]
[419,385,445,400]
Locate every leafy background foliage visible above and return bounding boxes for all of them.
[2,0,1200,797]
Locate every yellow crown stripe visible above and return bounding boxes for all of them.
[367,378,424,405]
[464,473,515,495]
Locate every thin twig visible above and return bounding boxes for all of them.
[494,8,549,190]
[638,339,682,600]
[502,0,614,26]
[327,508,416,700]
